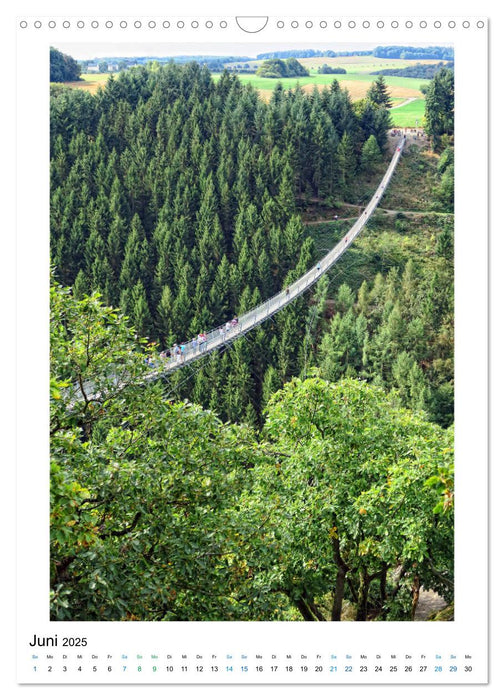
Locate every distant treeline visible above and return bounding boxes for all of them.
[373,46,454,61]
[80,56,254,72]
[257,49,373,59]
[255,46,453,60]
[371,61,454,79]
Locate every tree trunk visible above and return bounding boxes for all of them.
[411,574,420,620]
[331,566,347,621]
[331,529,349,621]
[295,597,317,621]
[379,563,388,610]
[356,568,370,621]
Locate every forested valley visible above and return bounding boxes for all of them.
[50,61,454,621]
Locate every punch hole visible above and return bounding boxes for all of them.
[77,20,85,28]
[48,21,56,28]
[105,21,113,28]
[277,21,284,28]
[348,21,356,28]
[319,20,327,28]
[120,21,127,29]
[20,20,28,28]
[477,20,485,28]
[363,21,370,28]
[63,20,70,28]
[134,20,142,28]
[391,21,399,28]
[177,21,185,28]
[220,20,228,28]
[377,21,384,28]
[420,21,427,28]
[191,21,199,28]
[334,21,341,28]
[434,21,441,28]
[34,20,42,28]
[448,21,456,28]
[91,21,99,28]
[236,15,268,32]
[405,21,413,28]
[205,20,213,28]
[163,21,171,28]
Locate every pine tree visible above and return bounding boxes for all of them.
[131,280,152,338]
[424,68,454,151]
[360,135,382,171]
[156,285,174,344]
[73,269,89,300]
[336,131,356,196]
[367,76,393,109]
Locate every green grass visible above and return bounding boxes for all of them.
[390,98,426,127]
[211,72,342,90]
[212,71,427,92]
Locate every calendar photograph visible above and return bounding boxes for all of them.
[14,12,488,687]
[48,40,454,624]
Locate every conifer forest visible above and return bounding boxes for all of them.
[50,59,455,622]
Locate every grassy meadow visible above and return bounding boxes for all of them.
[390,98,426,127]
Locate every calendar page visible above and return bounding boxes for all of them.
[13,0,489,692]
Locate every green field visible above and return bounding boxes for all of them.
[212,71,426,92]
[390,98,426,127]
[212,72,341,90]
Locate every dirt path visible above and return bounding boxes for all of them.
[390,96,418,110]
[304,208,452,226]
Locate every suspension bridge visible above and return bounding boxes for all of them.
[145,135,406,379]
[68,135,406,406]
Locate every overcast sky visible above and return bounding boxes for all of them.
[54,41,452,61]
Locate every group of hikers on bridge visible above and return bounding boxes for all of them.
[145,316,241,368]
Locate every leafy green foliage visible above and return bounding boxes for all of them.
[243,375,454,620]
[50,279,271,620]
